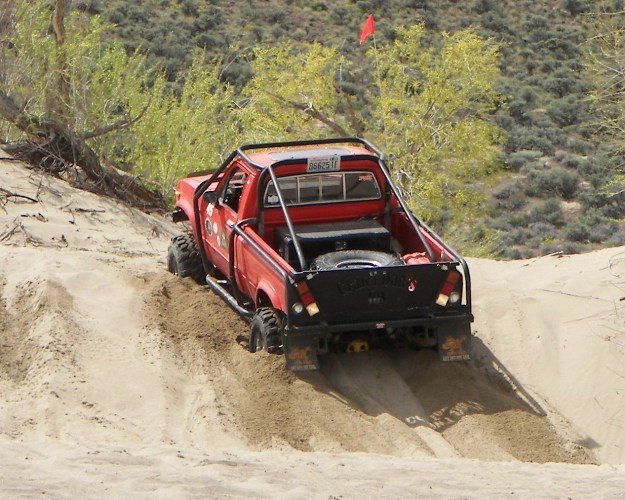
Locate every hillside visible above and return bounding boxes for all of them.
[75,0,625,259]
[2,151,625,495]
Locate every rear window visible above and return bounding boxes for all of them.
[265,171,381,207]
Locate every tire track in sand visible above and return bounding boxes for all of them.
[149,273,595,463]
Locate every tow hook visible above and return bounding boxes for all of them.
[346,339,369,352]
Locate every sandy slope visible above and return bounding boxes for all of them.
[1,153,625,498]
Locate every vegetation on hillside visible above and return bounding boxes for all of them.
[0,0,502,229]
[1,0,625,258]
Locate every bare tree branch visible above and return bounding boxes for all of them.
[266,91,351,136]
[0,91,165,211]
[81,100,151,140]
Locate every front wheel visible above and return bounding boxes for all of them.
[248,307,285,354]
[167,231,206,284]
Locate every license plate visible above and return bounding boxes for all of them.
[307,155,341,173]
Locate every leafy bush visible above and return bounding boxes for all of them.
[561,0,590,16]
[506,126,556,155]
[180,0,198,16]
[547,94,585,126]
[542,72,579,98]
[499,227,530,246]
[563,220,590,242]
[561,242,584,254]
[531,221,559,238]
[563,210,617,243]
[607,230,625,246]
[528,166,579,199]
[565,137,593,155]
[554,151,582,169]
[528,199,565,226]
[493,181,527,210]
[506,150,538,171]
[507,213,528,227]
[502,248,524,259]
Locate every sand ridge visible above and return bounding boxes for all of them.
[1,152,624,497]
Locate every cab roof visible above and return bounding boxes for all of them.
[237,139,382,169]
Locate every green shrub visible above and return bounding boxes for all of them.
[607,230,625,246]
[563,220,591,242]
[563,210,617,243]
[180,0,198,16]
[529,167,579,199]
[554,151,581,169]
[561,242,584,254]
[538,242,560,255]
[547,95,585,126]
[493,182,519,199]
[508,213,528,227]
[493,182,527,210]
[506,126,556,155]
[561,0,589,16]
[566,137,593,155]
[530,221,559,238]
[500,227,530,246]
[484,217,511,231]
[503,248,524,259]
[528,199,565,226]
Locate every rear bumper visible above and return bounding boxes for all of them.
[282,311,473,371]
[286,311,472,336]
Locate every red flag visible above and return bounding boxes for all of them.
[359,14,375,44]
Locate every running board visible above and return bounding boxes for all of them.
[204,276,253,318]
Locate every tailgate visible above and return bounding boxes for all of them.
[302,263,457,324]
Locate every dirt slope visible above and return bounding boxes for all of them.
[144,274,592,464]
[1,153,624,497]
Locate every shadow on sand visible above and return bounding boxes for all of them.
[305,338,547,433]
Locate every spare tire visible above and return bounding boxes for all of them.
[310,249,403,271]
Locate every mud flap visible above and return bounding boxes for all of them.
[282,333,319,371]
[437,321,472,361]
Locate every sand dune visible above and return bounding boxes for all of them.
[1,153,624,498]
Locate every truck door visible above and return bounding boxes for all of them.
[204,166,248,276]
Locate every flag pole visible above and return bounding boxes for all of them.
[371,30,384,133]
[360,15,383,129]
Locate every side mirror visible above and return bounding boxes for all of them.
[203,191,219,206]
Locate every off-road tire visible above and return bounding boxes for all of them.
[249,307,284,354]
[167,231,206,284]
[310,249,403,271]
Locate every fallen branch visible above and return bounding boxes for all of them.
[0,91,166,212]
[0,217,45,246]
[0,187,39,203]
[74,207,105,213]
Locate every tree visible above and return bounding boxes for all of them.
[122,54,242,199]
[0,0,163,209]
[0,2,503,222]
[585,10,625,198]
[374,25,502,226]
[241,26,503,228]
[240,43,359,142]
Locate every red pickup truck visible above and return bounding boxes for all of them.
[168,138,473,370]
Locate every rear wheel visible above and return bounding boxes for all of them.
[167,231,206,284]
[248,307,284,354]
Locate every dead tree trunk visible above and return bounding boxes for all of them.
[0,1,164,211]
[0,91,165,211]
